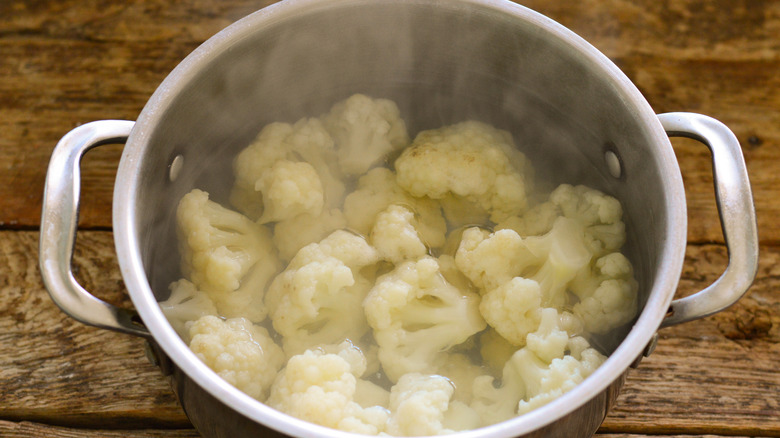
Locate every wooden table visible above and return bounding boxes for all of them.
[1,0,778,437]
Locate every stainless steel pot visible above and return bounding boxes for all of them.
[39,0,759,437]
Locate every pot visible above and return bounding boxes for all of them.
[39,0,759,437]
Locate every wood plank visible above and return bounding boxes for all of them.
[0,231,189,428]
[601,243,780,436]
[0,421,198,438]
[2,230,778,434]
[0,0,274,230]
[1,0,778,245]
[597,436,761,438]
[0,422,761,438]
[521,0,780,62]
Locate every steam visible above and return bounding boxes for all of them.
[141,1,646,358]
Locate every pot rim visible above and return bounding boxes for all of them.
[113,0,687,436]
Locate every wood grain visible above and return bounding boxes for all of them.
[1,0,778,245]
[2,231,777,434]
[0,421,762,438]
[0,231,188,428]
[0,421,199,438]
[601,247,780,436]
[2,0,778,437]
[0,0,274,230]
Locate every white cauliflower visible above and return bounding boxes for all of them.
[499,184,625,255]
[370,204,428,264]
[314,341,371,377]
[471,332,605,424]
[456,217,592,307]
[176,189,280,322]
[387,373,477,436]
[265,231,380,356]
[549,184,626,256]
[322,93,410,176]
[343,167,446,249]
[570,252,639,334]
[478,277,544,346]
[479,276,584,350]
[453,227,526,292]
[298,341,392,409]
[267,343,390,435]
[363,257,486,382]
[230,118,344,218]
[514,339,606,415]
[167,97,640,435]
[394,121,531,223]
[524,308,573,363]
[159,279,217,341]
[496,201,559,237]
[272,208,347,262]
[255,160,324,224]
[187,315,285,401]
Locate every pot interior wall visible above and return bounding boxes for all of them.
[132,0,671,353]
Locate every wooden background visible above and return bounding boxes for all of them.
[1,0,778,437]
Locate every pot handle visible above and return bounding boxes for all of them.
[39,120,150,338]
[657,112,759,328]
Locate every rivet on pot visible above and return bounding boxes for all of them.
[629,332,659,369]
[169,154,184,182]
[604,148,623,179]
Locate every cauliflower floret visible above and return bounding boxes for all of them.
[498,183,626,256]
[456,217,592,308]
[570,252,639,334]
[370,204,428,264]
[364,257,486,382]
[322,93,410,176]
[387,373,476,436]
[479,277,544,346]
[187,315,284,401]
[549,184,625,256]
[343,167,446,249]
[394,121,531,223]
[480,278,584,350]
[176,189,280,322]
[513,339,606,415]
[159,279,217,341]
[265,231,380,356]
[304,229,382,272]
[510,217,593,308]
[273,208,347,262]
[230,118,345,218]
[496,201,560,237]
[471,332,604,424]
[454,227,527,292]
[500,184,625,255]
[267,343,390,435]
[255,160,324,224]
[524,308,572,363]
